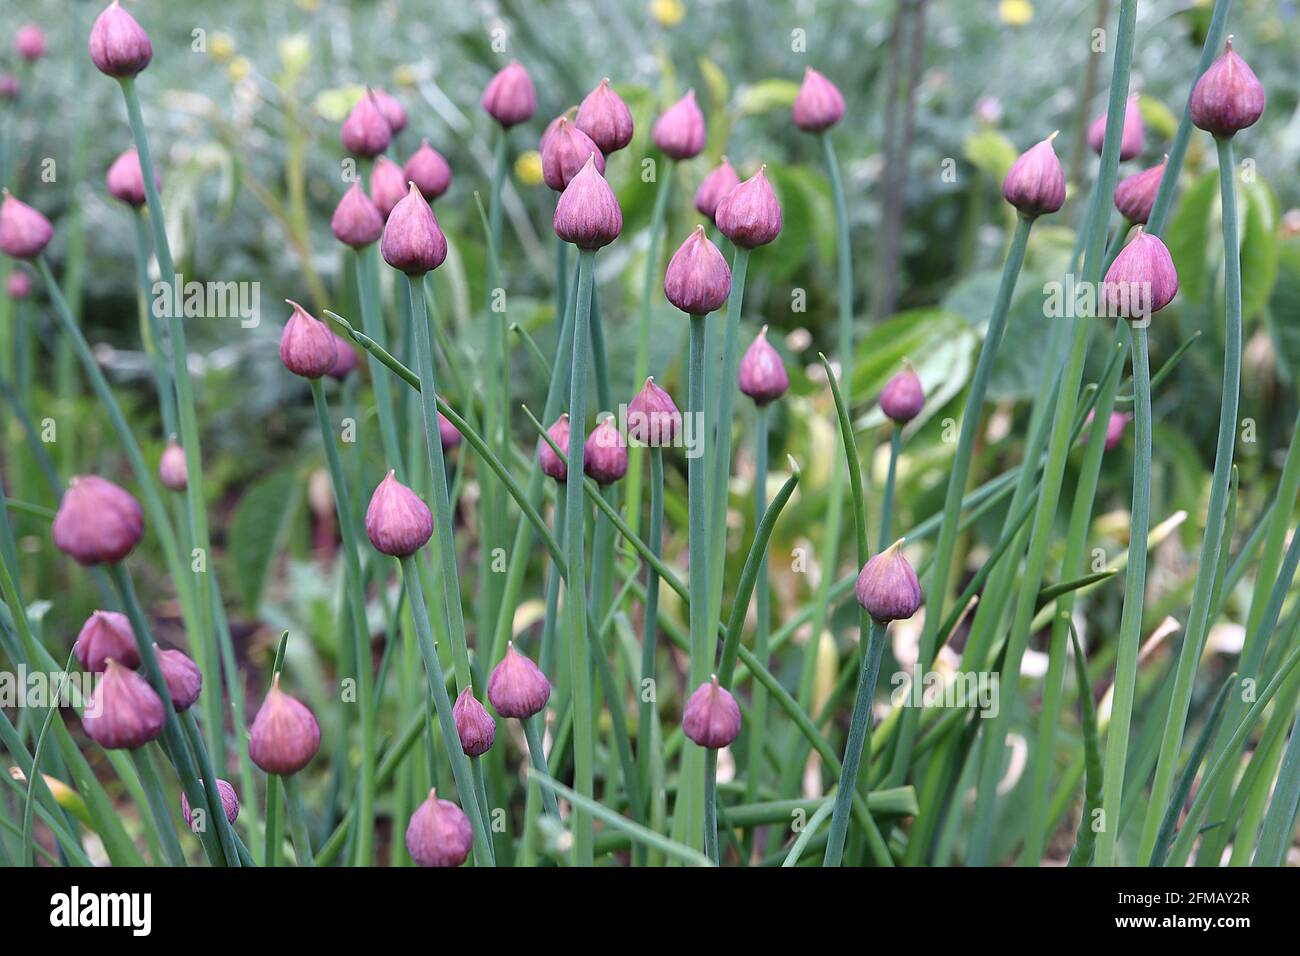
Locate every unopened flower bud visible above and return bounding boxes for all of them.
[487,642,550,719]
[1002,133,1065,218]
[405,140,452,201]
[1113,158,1166,224]
[369,155,407,218]
[340,89,392,158]
[584,415,628,484]
[53,475,144,566]
[83,659,164,750]
[738,326,789,405]
[0,190,54,260]
[695,157,740,222]
[880,364,925,424]
[1087,94,1145,160]
[541,117,604,192]
[855,539,922,623]
[453,687,496,756]
[155,644,202,712]
[381,183,448,274]
[627,377,681,446]
[75,610,139,673]
[365,470,433,557]
[181,778,239,830]
[370,87,408,134]
[159,439,187,491]
[481,60,536,128]
[106,147,157,208]
[439,411,461,450]
[248,675,321,775]
[279,300,338,379]
[682,675,741,749]
[406,789,473,867]
[539,414,570,481]
[331,183,384,248]
[15,24,47,62]
[792,67,845,132]
[1103,228,1178,320]
[328,333,359,380]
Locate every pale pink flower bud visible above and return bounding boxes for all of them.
[340,89,392,158]
[792,67,845,132]
[53,475,144,566]
[369,155,407,219]
[83,659,164,750]
[553,155,622,249]
[1002,133,1066,218]
[738,326,788,406]
[331,183,384,248]
[158,439,188,491]
[855,539,922,623]
[406,789,473,867]
[584,415,628,485]
[381,183,448,275]
[279,300,338,379]
[481,60,535,128]
[1087,94,1145,161]
[694,157,740,222]
[75,610,140,673]
[0,190,54,260]
[576,78,634,154]
[88,2,152,78]
[405,140,452,201]
[453,687,496,756]
[652,90,706,161]
[664,225,731,315]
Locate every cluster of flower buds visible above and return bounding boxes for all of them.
[106,147,158,208]
[159,438,188,491]
[880,364,925,424]
[1087,94,1146,161]
[88,1,152,78]
[481,61,536,128]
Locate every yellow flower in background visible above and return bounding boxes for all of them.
[228,56,252,83]
[999,0,1034,26]
[279,33,310,76]
[651,0,685,27]
[515,150,544,188]
[295,0,320,11]
[209,32,235,63]
[393,64,418,89]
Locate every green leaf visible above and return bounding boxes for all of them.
[1240,176,1279,324]
[1164,169,1218,306]
[1136,94,1178,140]
[1268,239,1300,391]
[229,467,302,613]
[736,78,800,116]
[962,128,1019,181]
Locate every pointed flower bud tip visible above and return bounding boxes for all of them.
[1002,134,1066,218]
[1190,37,1265,138]
[75,610,139,673]
[695,157,740,222]
[340,89,392,158]
[539,415,570,481]
[880,364,925,423]
[405,140,452,201]
[541,117,604,192]
[106,147,158,208]
[481,60,536,128]
[738,326,789,405]
[1087,94,1145,161]
[248,677,321,775]
[0,191,54,260]
[369,155,407,219]
[279,300,338,378]
[181,779,239,831]
[627,377,682,447]
[584,416,628,485]
[453,687,496,756]
[714,165,782,248]
[83,659,165,750]
[487,643,551,719]
[331,183,385,248]
[553,156,622,249]
[576,78,635,155]
[792,67,845,132]
[1113,160,1166,224]
[381,183,448,274]
[53,475,144,566]
[1103,229,1178,321]
[88,2,153,78]
[406,790,474,867]
[652,90,706,161]
[155,645,202,712]
[159,439,188,491]
[682,676,742,749]
[855,539,923,623]
[664,225,731,315]
[365,470,433,557]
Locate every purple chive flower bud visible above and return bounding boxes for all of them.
[248,675,321,775]
[0,191,54,260]
[453,687,496,756]
[75,610,140,673]
[481,60,536,128]
[405,139,452,201]
[1002,132,1066,218]
[105,147,157,208]
[158,438,187,491]
[0,75,19,102]
[7,269,32,299]
[53,475,144,566]
[539,414,570,481]
[738,326,789,406]
[792,67,845,133]
[1083,409,1131,452]
[584,416,628,485]
[682,675,741,749]
[365,470,433,557]
[553,155,622,249]
[664,225,731,315]
[369,155,407,219]
[539,109,576,155]
[406,789,474,868]
[438,411,461,450]
[381,183,448,275]
[627,377,681,447]
[88,2,153,78]
[487,642,551,719]
[1191,37,1266,138]
[880,363,925,424]
[541,117,604,192]
[329,332,359,380]
[1087,94,1145,161]
[714,165,782,248]
[155,644,202,712]
[855,539,923,623]
[576,78,634,155]
[1103,228,1178,321]
[1113,158,1166,225]
[15,24,47,61]
[330,183,385,249]
[181,779,239,831]
[370,87,408,134]
[279,300,338,379]
[83,660,165,750]
[652,90,706,161]
[340,89,392,158]
[695,157,740,222]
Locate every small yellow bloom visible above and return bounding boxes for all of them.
[295,0,320,11]
[209,32,235,63]
[651,0,685,27]
[998,0,1034,26]
[393,64,419,89]
[279,34,310,75]
[228,56,252,83]
[515,150,544,188]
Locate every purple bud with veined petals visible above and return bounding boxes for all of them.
[539,414,570,481]
[682,676,741,749]
[453,687,496,756]
[855,539,923,623]
[664,225,731,315]
[0,191,54,260]
[1103,229,1178,321]
[541,117,604,192]
[584,416,628,485]
[331,183,385,248]
[406,790,473,868]
[880,364,925,424]
[481,60,536,128]
[1087,94,1145,161]
[487,642,551,719]
[248,675,321,776]
[159,439,188,491]
[279,300,338,379]
[365,470,433,557]
[1113,159,1166,224]
[381,183,448,275]
[738,326,789,406]
[553,155,622,249]
[53,475,144,566]
[88,2,153,78]
[75,610,140,673]
[340,89,392,158]
[1002,133,1066,218]
[182,779,239,830]
[155,644,202,712]
[15,25,47,62]
[714,165,781,248]
[369,155,407,219]
[405,140,452,201]
[438,411,461,450]
[627,377,681,447]
[1191,37,1266,138]
[792,67,845,132]
[370,87,408,134]
[106,147,158,208]
[83,660,164,750]
[652,90,706,161]
[576,78,634,155]
[695,157,740,222]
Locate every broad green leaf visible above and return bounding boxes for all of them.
[962,128,1018,181]
[736,78,800,116]
[1137,94,1178,140]
[1164,169,1217,306]
[229,468,302,613]
[1240,176,1279,324]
